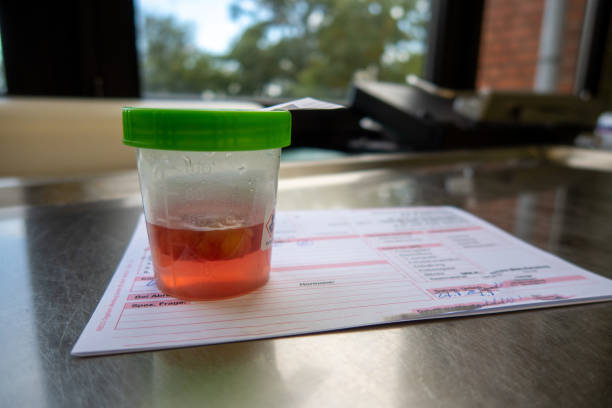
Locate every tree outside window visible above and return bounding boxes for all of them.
[139,0,429,100]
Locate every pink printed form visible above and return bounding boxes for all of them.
[72,207,612,356]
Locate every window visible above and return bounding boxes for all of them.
[0,35,6,94]
[135,0,430,101]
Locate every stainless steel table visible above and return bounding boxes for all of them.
[2,146,611,407]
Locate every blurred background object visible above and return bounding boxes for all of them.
[0,98,261,177]
[0,0,611,177]
[595,111,612,147]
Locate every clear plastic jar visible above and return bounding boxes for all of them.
[123,108,291,300]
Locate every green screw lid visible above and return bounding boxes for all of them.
[122,108,291,151]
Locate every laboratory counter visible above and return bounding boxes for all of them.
[1,146,611,407]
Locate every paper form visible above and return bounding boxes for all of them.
[262,97,344,111]
[72,207,612,356]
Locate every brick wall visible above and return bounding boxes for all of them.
[477,0,586,93]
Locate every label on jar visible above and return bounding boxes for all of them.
[261,207,275,251]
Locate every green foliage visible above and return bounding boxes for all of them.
[141,0,429,98]
[142,15,234,94]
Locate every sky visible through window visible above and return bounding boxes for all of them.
[136,0,430,100]
[137,0,253,55]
